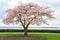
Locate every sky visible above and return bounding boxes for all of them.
[0,0,60,27]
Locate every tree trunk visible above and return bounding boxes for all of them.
[24,27,28,36]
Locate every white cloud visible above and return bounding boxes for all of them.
[53,7,60,21]
[46,0,60,3]
[37,0,60,4]
[8,0,20,8]
[1,0,59,8]
[0,0,38,8]
[8,0,38,8]
[48,19,60,25]
[21,0,37,3]
[36,0,60,8]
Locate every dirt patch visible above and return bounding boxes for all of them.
[0,36,48,40]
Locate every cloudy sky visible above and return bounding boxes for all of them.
[0,0,60,27]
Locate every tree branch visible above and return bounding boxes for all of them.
[18,14,25,28]
[26,16,36,28]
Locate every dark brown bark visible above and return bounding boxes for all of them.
[24,27,28,36]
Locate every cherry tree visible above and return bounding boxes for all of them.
[2,3,54,36]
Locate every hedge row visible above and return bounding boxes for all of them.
[0,29,60,33]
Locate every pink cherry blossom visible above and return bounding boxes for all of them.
[2,2,54,28]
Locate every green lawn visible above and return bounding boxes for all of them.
[0,32,60,40]
[28,34,60,40]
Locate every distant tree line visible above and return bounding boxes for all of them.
[0,29,60,33]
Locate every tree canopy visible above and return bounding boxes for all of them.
[2,3,54,27]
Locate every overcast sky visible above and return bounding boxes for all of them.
[0,0,60,27]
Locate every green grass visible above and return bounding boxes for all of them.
[0,32,60,40]
[28,34,60,40]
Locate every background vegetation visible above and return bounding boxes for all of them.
[0,29,60,33]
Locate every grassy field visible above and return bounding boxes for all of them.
[0,32,60,40]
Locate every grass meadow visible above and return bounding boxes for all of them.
[0,32,60,40]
